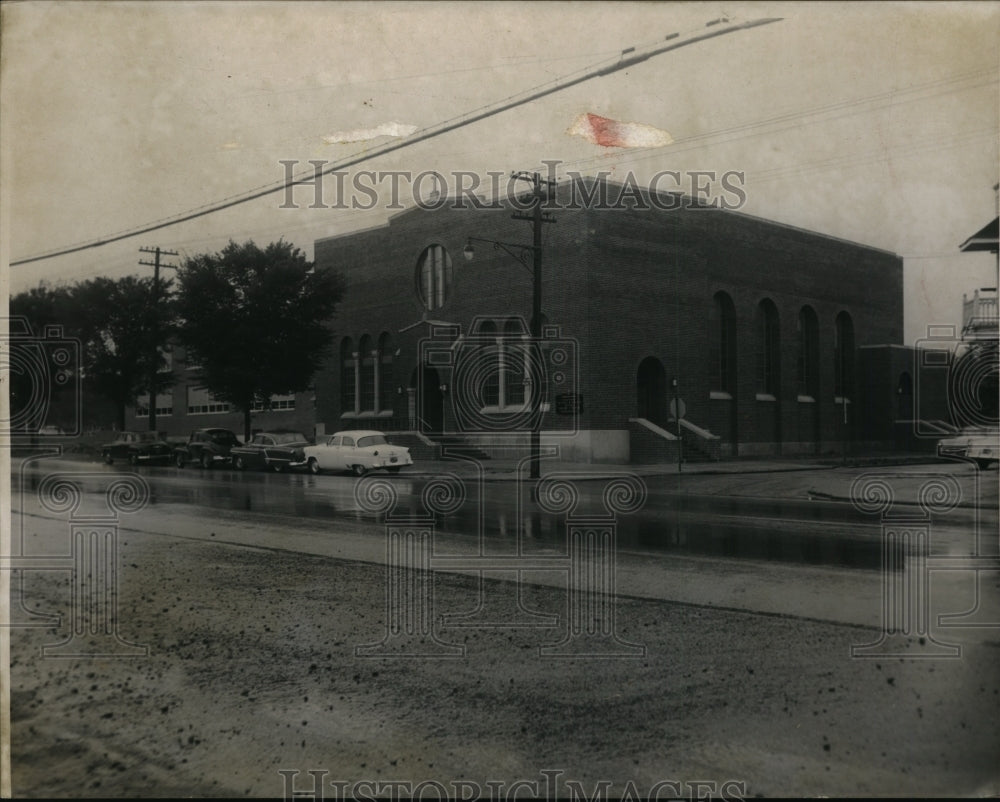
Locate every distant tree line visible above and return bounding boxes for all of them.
[10,239,345,438]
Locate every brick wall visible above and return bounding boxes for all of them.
[312,180,904,461]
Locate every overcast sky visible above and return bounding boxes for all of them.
[2,1,997,344]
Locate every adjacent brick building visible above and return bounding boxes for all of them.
[124,344,315,440]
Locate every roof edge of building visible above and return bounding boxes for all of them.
[313,175,902,261]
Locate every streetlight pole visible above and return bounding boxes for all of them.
[463,170,555,480]
[512,172,555,480]
[138,246,178,432]
[672,376,682,474]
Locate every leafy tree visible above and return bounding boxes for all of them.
[8,283,76,431]
[174,239,345,439]
[72,276,176,430]
[10,276,176,431]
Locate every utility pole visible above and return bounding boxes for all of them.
[511,172,556,480]
[138,246,178,432]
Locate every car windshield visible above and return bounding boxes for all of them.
[357,435,388,448]
[210,431,238,444]
[271,432,306,445]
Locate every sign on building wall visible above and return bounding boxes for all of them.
[556,393,584,415]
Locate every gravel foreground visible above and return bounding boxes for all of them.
[10,530,1000,798]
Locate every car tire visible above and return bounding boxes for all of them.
[103,452,114,465]
[387,466,401,474]
[200,453,213,470]
[175,453,186,469]
[351,464,367,477]
[308,458,321,475]
[128,453,139,467]
[272,462,284,473]
[975,458,995,470]
[234,455,246,471]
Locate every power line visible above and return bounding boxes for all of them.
[10,16,781,267]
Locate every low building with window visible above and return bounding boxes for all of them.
[125,344,314,438]
[309,177,934,463]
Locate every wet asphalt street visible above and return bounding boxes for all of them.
[7,454,1000,796]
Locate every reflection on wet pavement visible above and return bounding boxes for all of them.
[18,464,893,569]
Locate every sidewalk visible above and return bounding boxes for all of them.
[420,451,949,480]
[417,452,995,512]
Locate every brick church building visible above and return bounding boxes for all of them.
[305,177,928,463]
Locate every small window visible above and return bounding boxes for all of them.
[798,306,819,397]
[711,292,737,395]
[340,337,356,413]
[187,386,230,415]
[358,335,375,412]
[342,436,355,447]
[835,312,855,400]
[503,319,526,407]
[757,299,780,396]
[328,436,341,446]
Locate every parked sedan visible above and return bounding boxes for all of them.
[175,428,241,469]
[230,431,310,472]
[303,430,413,476]
[101,431,174,466]
[937,427,999,469]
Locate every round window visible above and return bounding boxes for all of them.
[415,244,453,311]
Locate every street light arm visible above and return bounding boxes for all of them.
[464,237,537,273]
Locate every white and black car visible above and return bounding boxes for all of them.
[303,430,413,476]
[938,427,1000,469]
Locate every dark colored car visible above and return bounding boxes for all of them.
[229,431,310,472]
[101,431,174,466]
[175,428,241,469]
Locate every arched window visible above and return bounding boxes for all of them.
[757,299,780,397]
[477,321,500,407]
[711,292,737,395]
[340,337,356,413]
[358,334,375,412]
[834,312,855,400]
[415,244,453,311]
[797,306,819,398]
[503,319,526,406]
[378,332,395,413]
